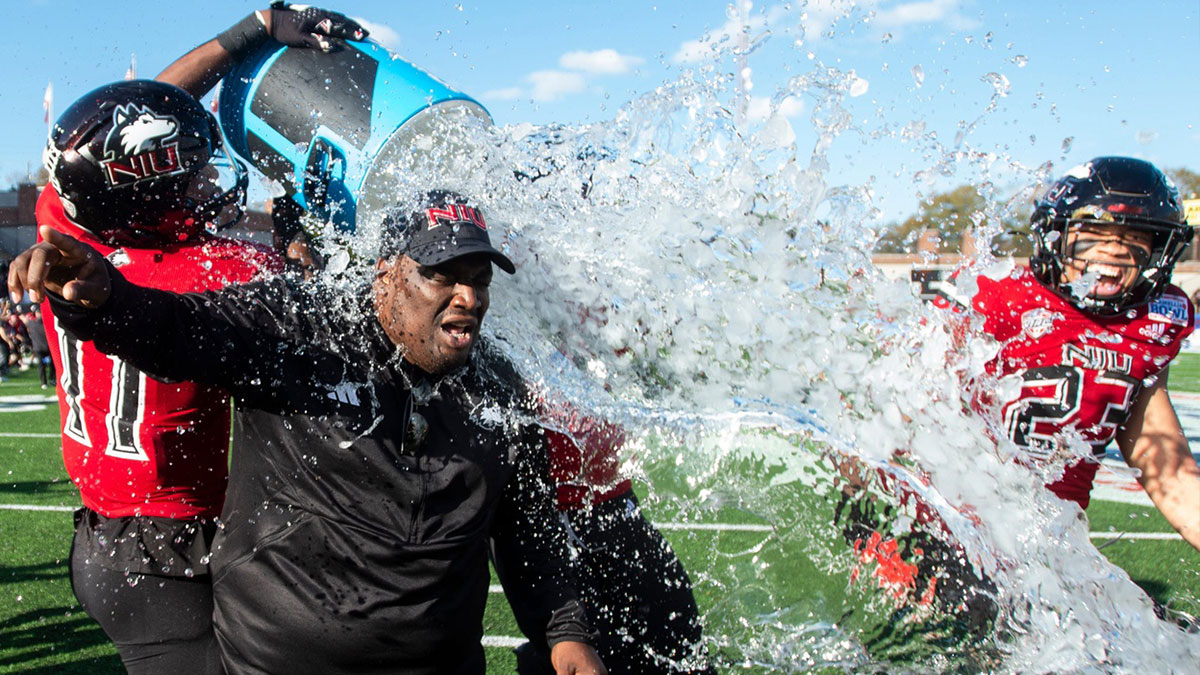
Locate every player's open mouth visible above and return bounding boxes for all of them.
[1085,263,1128,297]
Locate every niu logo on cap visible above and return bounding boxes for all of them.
[100,104,185,188]
[425,204,487,231]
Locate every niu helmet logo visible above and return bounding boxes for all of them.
[425,204,487,231]
[100,104,185,187]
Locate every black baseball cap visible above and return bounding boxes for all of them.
[379,190,515,274]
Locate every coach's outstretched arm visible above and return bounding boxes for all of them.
[157,4,368,99]
[8,226,111,308]
[8,226,296,394]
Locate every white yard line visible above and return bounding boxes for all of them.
[1086,532,1183,541]
[0,433,59,438]
[481,635,526,648]
[0,504,1181,541]
[653,522,774,532]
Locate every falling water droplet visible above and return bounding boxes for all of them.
[981,72,1011,97]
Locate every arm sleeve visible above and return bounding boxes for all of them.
[490,427,598,650]
[47,258,296,394]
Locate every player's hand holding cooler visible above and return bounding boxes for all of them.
[218,2,367,58]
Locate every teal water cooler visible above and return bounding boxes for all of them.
[218,40,491,233]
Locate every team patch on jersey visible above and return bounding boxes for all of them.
[1021,308,1062,339]
[106,248,132,268]
[1148,295,1189,327]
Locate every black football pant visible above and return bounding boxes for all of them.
[69,515,223,675]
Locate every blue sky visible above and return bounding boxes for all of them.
[2,0,1197,221]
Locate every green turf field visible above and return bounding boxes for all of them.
[1169,352,1200,393]
[2,359,1198,673]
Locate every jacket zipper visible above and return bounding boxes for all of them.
[404,393,427,542]
[408,462,428,542]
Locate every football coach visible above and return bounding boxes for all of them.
[9,191,607,675]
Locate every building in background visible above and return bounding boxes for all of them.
[6,183,1200,297]
[0,182,39,267]
[886,223,1200,304]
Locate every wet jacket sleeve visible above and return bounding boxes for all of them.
[48,259,296,394]
[490,427,598,650]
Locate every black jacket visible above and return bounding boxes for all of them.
[52,267,592,675]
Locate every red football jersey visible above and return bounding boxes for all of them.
[972,266,1194,507]
[37,186,282,519]
[540,401,633,509]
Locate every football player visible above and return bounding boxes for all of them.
[38,79,281,674]
[36,5,365,671]
[965,156,1199,551]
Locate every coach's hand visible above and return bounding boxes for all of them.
[550,641,607,675]
[8,226,111,308]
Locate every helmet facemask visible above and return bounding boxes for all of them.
[1036,214,1191,315]
[182,144,249,235]
[1029,156,1193,316]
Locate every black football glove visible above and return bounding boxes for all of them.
[267,2,367,52]
[217,4,368,59]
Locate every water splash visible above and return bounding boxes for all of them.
[305,3,1199,671]
[911,65,925,88]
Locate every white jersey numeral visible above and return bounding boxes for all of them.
[56,331,149,462]
[56,327,90,445]
[104,355,149,461]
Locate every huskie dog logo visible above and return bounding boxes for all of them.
[1021,308,1062,339]
[101,104,185,187]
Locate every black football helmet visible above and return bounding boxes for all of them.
[43,80,247,246]
[1029,156,1192,315]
